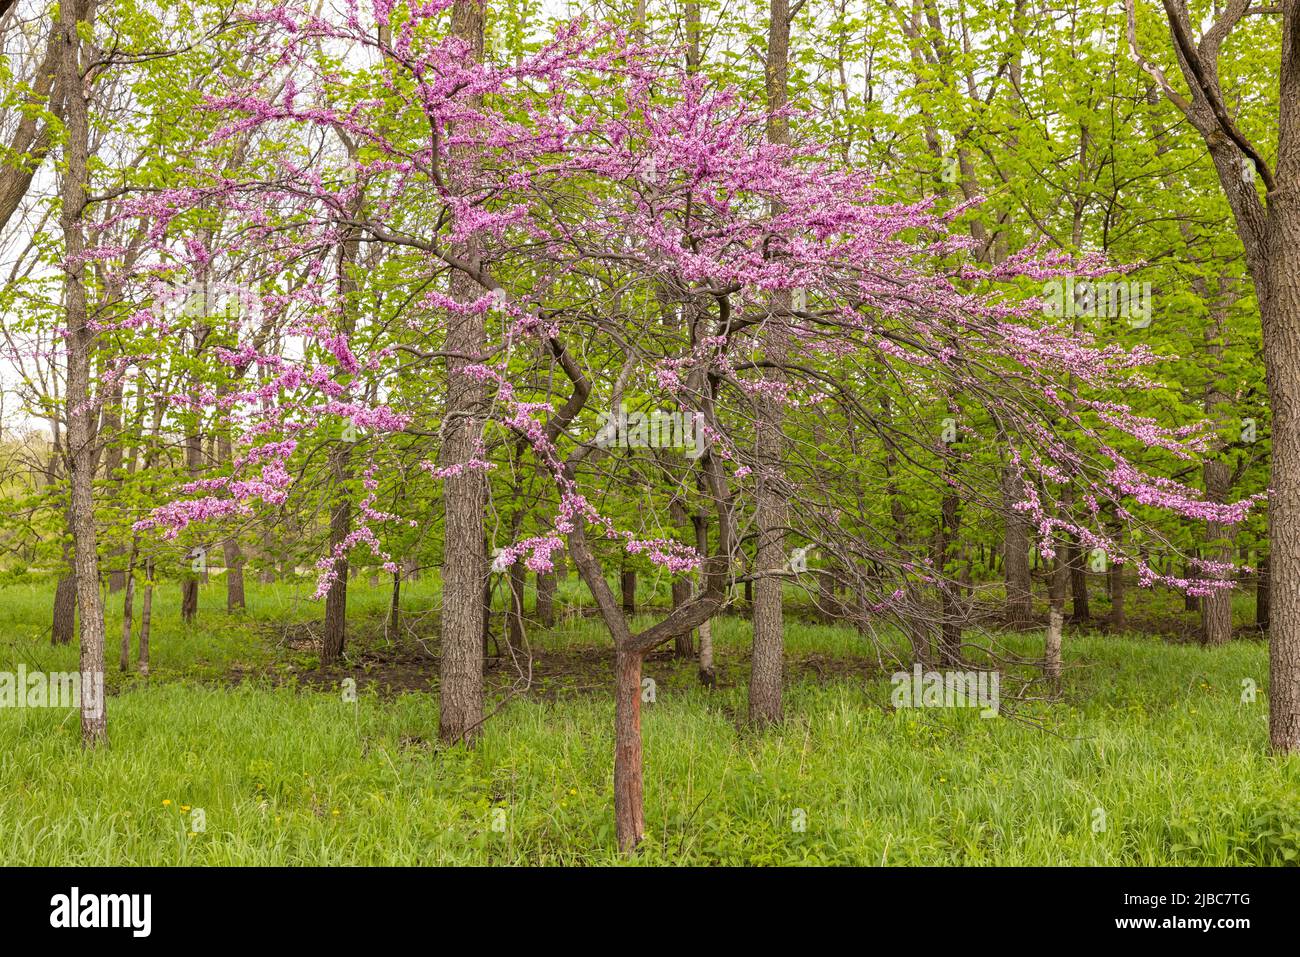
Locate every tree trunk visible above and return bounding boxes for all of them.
[223,538,245,612]
[179,398,203,624]
[52,570,76,645]
[817,567,838,623]
[1183,559,1201,612]
[321,181,362,665]
[507,560,526,648]
[1067,537,1090,622]
[437,0,488,746]
[1138,0,1300,752]
[1201,459,1234,645]
[535,571,555,629]
[387,569,401,640]
[138,561,153,676]
[1002,468,1033,625]
[671,578,693,657]
[693,512,715,686]
[321,453,350,666]
[613,647,645,852]
[58,0,106,746]
[481,569,495,659]
[119,541,136,671]
[1263,252,1300,749]
[103,380,124,595]
[937,490,963,666]
[620,568,637,615]
[180,576,198,623]
[1044,551,1068,688]
[748,0,791,728]
[1108,554,1126,631]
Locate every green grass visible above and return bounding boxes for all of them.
[0,576,1297,865]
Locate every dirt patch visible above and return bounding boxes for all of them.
[230,616,896,702]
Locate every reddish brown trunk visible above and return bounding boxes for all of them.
[613,648,646,852]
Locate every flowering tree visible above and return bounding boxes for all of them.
[125,0,1258,851]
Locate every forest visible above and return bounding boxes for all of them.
[0,0,1297,870]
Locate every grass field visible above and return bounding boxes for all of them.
[1,575,1297,865]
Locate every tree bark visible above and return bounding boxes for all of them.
[52,568,76,645]
[620,567,637,615]
[321,184,362,665]
[119,539,136,671]
[437,0,488,746]
[58,0,106,746]
[1201,459,1234,645]
[1067,537,1090,622]
[320,433,351,665]
[817,567,839,623]
[535,571,555,628]
[1131,0,1300,752]
[936,488,963,666]
[693,512,715,686]
[216,397,245,612]
[1002,468,1033,626]
[1108,526,1127,631]
[102,381,124,593]
[0,17,65,235]
[180,412,203,623]
[387,569,401,640]
[138,558,152,675]
[1044,550,1068,688]
[671,577,693,656]
[507,560,526,648]
[613,647,646,852]
[1257,552,1271,631]
[749,0,791,727]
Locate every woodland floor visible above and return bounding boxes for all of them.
[0,575,1296,865]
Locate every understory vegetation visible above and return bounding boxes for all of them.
[2,578,1294,866]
